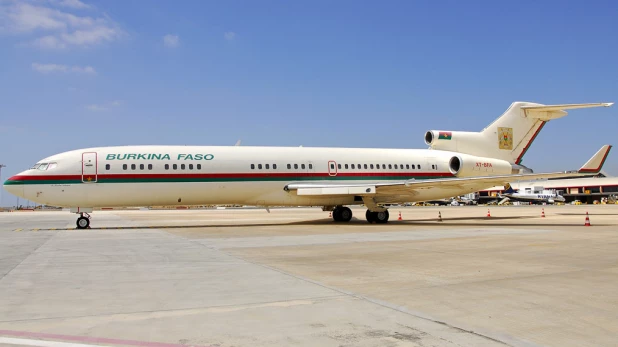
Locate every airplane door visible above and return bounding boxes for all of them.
[82,152,98,183]
[328,160,337,176]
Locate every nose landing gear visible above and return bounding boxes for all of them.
[76,212,91,229]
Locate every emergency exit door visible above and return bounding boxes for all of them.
[82,152,98,183]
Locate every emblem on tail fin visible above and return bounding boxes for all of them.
[498,127,513,150]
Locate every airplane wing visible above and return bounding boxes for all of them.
[284,145,612,198]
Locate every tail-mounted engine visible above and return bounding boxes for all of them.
[447,153,533,177]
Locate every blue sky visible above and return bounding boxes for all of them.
[1,0,617,206]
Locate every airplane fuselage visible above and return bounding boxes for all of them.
[5,145,486,208]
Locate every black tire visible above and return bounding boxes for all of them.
[375,210,389,224]
[332,208,342,222]
[76,216,90,229]
[339,207,352,222]
[366,209,375,223]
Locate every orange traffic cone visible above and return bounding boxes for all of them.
[398,211,403,220]
[584,212,591,226]
[329,211,332,217]
[487,209,491,217]
[541,208,545,218]
[438,211,442,222]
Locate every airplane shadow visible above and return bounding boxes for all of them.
[53,215,608,231]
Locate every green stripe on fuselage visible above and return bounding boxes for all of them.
[5,175,446,185]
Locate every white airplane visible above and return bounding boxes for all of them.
[3,101,613,229]
[499,183,566,204]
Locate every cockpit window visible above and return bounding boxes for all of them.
[37,163,49,170]
[30,164,41,170]
[47,163,58,170]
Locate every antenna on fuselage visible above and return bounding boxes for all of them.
[235,140,242,146]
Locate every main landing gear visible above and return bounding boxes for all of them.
[332,206,353,222]
[366,209,389,224]
[329,206,390,224]
[76,212,91,229]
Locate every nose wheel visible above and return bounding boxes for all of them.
[76,213,91,229]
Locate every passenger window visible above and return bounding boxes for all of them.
[418,165,421,169]
[364,164,368,169]
[338,164,342,169]
[251,164,255,169]
[406,164,409,169]
[345,164,348,169]
[309,164,312,169]
[173,164,177,170]
[131,164,136,170]
[301,164,305,169]
[394,164,398,169]
[400,164,404,169]
[189,164,193,170]
[197,164,201,170]
[106,164,111,170]
[258,164,262,169]
[140,164,144,170]
[265,164,270,169]
[287,164,292,169]
[351,164,355,169]
[376,164,380,169]
[412,164,416,169]
[148,164,153,170]
[273,164,277,169]
[181,164,185,170]
[370,164,374,169]
[330,164,334,170]
[294,164,298,169]
[382,164,386,169]
[123,164,127,170]
[389,164,392,169]
[165,164,169,170]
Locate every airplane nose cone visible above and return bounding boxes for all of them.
[3,177,24,199]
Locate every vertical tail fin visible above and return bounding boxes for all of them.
[425,102,612,164]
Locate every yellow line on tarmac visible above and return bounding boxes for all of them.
[32,228,39,232]
[14,228,22,232]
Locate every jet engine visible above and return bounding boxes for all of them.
[447,153,533,178]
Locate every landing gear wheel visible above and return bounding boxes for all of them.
[366,210,389,224]
[338,207,352,222]
[332,207,352,222]
[76,216,90,229]
[375,210,389,224]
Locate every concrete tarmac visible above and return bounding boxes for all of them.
[0,205,617,347]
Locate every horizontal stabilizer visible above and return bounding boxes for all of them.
[579,145,612,173]
[521,102,614,112]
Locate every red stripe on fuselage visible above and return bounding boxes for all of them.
[9,171,455,182]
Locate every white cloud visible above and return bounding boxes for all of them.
[0,1,123,49]
[86,104,107,111]
[224,31,236,41]
[32,62,68,73]
[85,100,123,111]
[54,0,92,9]
[163,34,179,48]
[32,62,96,74]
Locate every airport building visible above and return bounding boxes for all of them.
[479,172,618,204]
